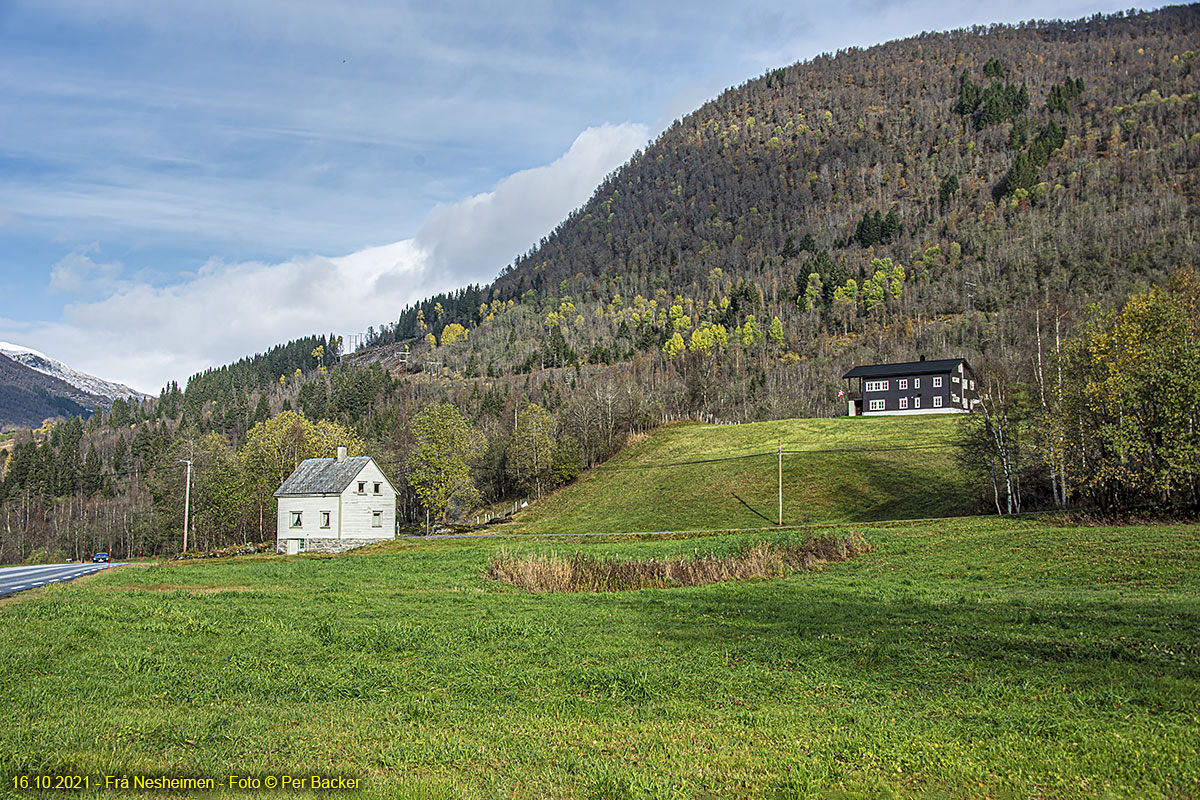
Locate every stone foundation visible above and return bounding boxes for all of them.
[276,537,390,555]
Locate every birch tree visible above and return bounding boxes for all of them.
[408,403,484,523]
[506,404,557,498]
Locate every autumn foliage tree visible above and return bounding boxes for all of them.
[1059,280,1200,509]
[963,273,1200,514]
[407,403,485,524]
[239,410,366,537]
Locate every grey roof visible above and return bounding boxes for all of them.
[843,358,968,379]
[274,456,373,497]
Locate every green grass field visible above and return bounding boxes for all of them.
[511,416,970,535]
[1,517,1197,798]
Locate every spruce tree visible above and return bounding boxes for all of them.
[82,443,103,496]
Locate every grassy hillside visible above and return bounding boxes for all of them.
[0,519,1197,798]
[510,415,969,535]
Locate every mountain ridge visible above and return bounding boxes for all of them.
[0,342,150,404]
[0,352,101,430]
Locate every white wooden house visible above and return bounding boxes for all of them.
[274,446,397,555]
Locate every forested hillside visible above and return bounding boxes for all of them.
[365,4,1198,422]
[1,7,1197,561]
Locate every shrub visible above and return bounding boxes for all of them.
[486,533,873,593]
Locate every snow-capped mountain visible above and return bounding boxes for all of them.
[0,342,151,403]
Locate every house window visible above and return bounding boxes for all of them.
[320,511,331,529]
[933,396,943,408]
[969,380,975,390]
[864,380,889,392]
[952,375,960,383]
[914,378,920,389]
[373,482,381,495]
[914,396,921,408]
[899,397,908,409]
[372,511,383,528]
[868,399,886,411]
[898,379,908,390]
[933,377,943,388]
[357,481,366,494]
[289,511,302,528]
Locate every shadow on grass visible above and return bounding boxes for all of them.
[731,492,777,525]
[793,452,968,522]
[621,583,1200,693]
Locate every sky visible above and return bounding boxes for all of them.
[0,0,1142,394]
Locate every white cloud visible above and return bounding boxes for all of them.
[48,245,123,293]
[0,123,648,393]
[414,123,650,283]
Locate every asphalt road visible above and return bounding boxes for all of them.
[0,562,120,598]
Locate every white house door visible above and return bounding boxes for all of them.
[286,539,300,556]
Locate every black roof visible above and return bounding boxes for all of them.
[274,456,374,497]
[842,358,968,379]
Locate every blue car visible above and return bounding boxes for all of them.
[92,552,109,563]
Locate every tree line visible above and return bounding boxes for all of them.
[959,269,1200,515]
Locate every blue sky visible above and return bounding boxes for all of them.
[0,0,1140,392]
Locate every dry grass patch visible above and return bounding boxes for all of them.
[487,533,873,592]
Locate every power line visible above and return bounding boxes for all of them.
[597,443,957,471]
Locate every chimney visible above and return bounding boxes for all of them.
[337,445,347,463]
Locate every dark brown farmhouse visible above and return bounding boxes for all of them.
[842,357,978,416]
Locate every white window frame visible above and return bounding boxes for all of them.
[933,396,943,408]
[933,376,943,388]
[357,481,366,494]
[372,510,383,528]
[969,380,975,390]
[320,511,331,529]
[952,375,960,383]
[898,397,908,409]
[373,482,382,495]
[868,399,886,411]
[914,396,921,408]
[864,380,889,392]
[914,378,921,389]
[898,379,908,390]
[289,511,302,529]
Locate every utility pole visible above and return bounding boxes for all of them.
[179,456,193,554]
[778,438,783,526]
